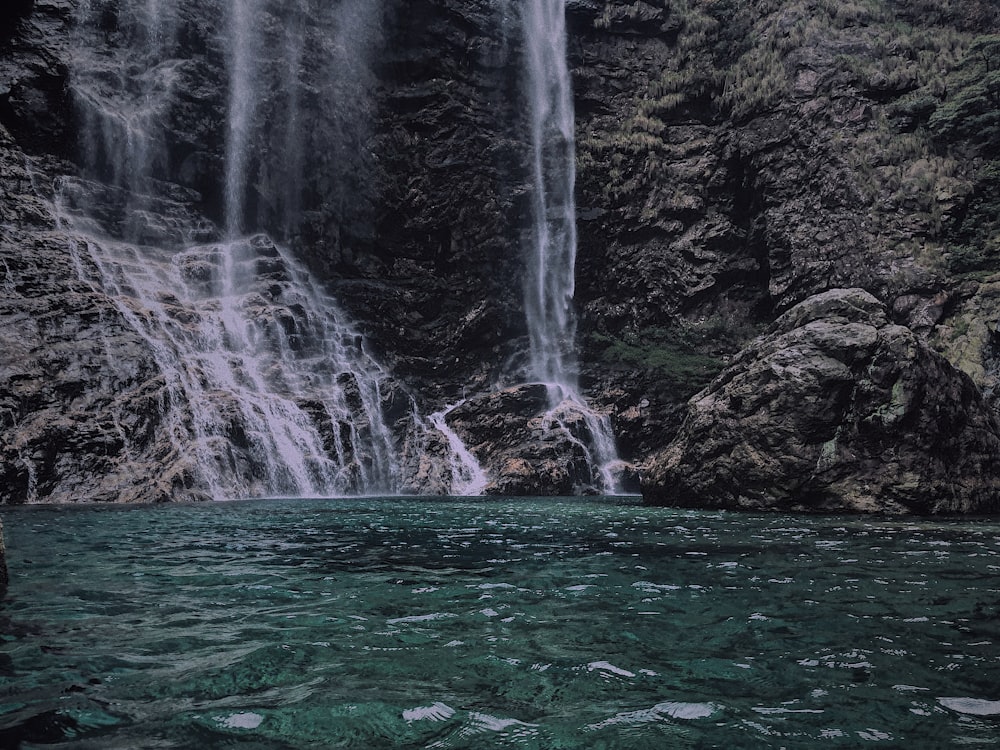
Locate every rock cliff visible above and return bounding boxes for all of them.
[3,0,1000,511]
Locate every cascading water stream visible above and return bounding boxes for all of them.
[523,0,577,389]
[223,0,260,240]
[522,0,621,493]
[59,0,407,499]
[428,403,490,496]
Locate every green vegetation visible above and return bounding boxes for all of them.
[578,0,729,204]
[916,35,1000,277]
[577,0,999,285]
[588,326,724,390]
[928,35,1000,146]
[579,0,972,200]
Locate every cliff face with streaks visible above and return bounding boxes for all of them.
[3,0,1000,510]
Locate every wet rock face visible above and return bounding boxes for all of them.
[445,384,606,496]
[643,290,1000,514]
[6,190,205,505]
[353,0,530,396]
[0,125,208,504]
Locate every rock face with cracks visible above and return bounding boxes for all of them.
[643,289,1000,514]
[4,0,1000,510]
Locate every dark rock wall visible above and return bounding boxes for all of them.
[569,0,1000,465]
[0,516,6,595]
[348,0,530,401]
[4,0,1000,509]
[0,1,72,154]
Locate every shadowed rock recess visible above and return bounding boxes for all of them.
[3,0,1000,511]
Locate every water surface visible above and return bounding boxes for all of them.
[1,497,998,747]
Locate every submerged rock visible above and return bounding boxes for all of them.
[643,289,1000,514]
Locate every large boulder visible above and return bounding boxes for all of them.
[643,289,1000,513]
[444,384,611,495]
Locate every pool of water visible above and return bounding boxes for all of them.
[1,497,998,748]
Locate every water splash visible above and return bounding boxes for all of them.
[540,384,621,494]
[58,185,401,498]
[522,0,621,492]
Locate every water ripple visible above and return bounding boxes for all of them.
[2,498,999,747]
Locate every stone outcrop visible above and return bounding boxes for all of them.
[643,289,1000,513]
[444,384,614,495]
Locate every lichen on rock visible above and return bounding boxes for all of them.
[643,289,1000,513]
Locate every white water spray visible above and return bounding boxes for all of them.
[61,0,408,499]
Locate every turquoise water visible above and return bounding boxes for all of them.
[0,497,998,748]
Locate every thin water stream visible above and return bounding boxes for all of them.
[520,0,622,492]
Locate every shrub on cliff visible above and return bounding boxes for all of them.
[928,37,1000,277]
[929,34,1000,147]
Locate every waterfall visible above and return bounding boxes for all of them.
[523,0,578,388]
[61,0,406,499]
[223,0,261,239]
[522,0,622,493]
